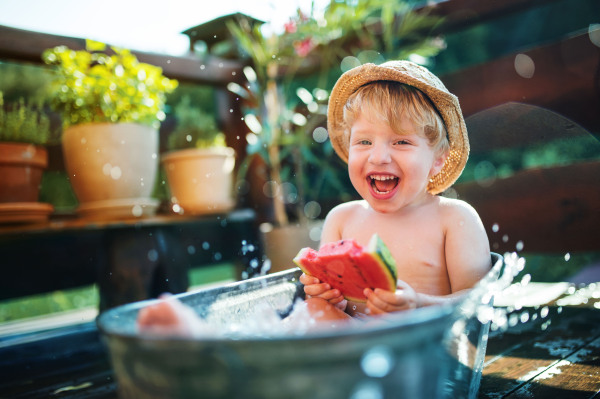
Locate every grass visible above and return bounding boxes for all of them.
[0,263,238,324]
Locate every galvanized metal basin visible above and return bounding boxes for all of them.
[98,253,503,399]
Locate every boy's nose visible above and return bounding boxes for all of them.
[368,144,392,164]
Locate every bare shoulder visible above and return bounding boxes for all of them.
[327,200,368,219]
[438,196,478,213]
[437,196,483,226]
[438,196,491,291]
[320,200,368,244]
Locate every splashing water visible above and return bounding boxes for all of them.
[454,252,526,332]
[141,252,530,343]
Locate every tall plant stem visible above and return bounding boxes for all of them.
[265,63,288,226]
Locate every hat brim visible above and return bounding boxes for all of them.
[327,61,469,195]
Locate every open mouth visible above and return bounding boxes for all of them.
[368,174,399,195]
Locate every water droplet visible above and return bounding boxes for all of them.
[360,346,395,378]
[147,249,158,262]
[187,245,196,255]
[564,253,571,261]
[474,161,497,187]
[502,235,509,243]
[110,166,122,180]
[260,259,271,275]
[312,126,329,143]
[304,201,321,219]
[281,182,298,204]
[350,380,383,399]
[202,242,210,250]
[103,163,112,176]
[341,56,361,72]
[131,204,143,217]
[263,181,279,198]
[514,53,535,78]
[309,226,322,242]
[516,241,524,251]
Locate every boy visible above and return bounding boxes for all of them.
[300,60,491,318]
[136,60,491,333]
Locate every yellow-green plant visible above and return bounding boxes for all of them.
[167,96,226,150]
[0,92,56,146]
[42,40,178,129]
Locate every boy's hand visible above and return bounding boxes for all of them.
[299,273,347,311]
[364,280,417,315]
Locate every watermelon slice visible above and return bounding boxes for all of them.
[293,234,398,303]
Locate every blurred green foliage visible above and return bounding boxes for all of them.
[167,95,226,150]
[0,92,58,145]
[0,285,99,323]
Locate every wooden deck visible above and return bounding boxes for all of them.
[480,282,600,399]
[1,281,598,399]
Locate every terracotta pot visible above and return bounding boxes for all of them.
[260,220,323,273]
[62,123,159,218]
[0,142,47,203]
[161,147,236,215]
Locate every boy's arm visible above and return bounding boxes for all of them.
[408,200,491,309]
[441,199,491,297]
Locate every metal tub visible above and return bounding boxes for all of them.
[98,253,503,399]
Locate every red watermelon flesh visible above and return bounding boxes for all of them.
[293,234,398,303]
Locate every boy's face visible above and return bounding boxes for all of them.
[347,111,446,213]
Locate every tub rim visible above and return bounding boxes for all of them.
[97,253,503,344]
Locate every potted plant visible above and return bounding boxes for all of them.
[227,0,444,272]
[161,96,236,215]
[0,92,58,223]
[42,40,178,219]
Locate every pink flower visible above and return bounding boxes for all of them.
[294,38,315,57]
[284,19,297,34]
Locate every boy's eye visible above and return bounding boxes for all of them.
[358,139,371,145]
[395,139,410,145]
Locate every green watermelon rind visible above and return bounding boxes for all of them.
[293,234,398,303]
[367,233,398,284]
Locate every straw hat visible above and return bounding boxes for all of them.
[327,60,469,195]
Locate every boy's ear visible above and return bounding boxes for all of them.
[430,150,448,177]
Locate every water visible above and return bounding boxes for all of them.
[139,251,525,340]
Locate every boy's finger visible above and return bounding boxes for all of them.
[303,283,331,296]
[299,273,320,285]
[329,296,345,305]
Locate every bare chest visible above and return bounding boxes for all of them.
[341,213,451,295]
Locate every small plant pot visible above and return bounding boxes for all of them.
[161,147,236,215]
[260,220,323,273]
[62,122,159,219]
[0,142,47,203]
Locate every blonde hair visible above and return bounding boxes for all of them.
[342,81,449,155]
